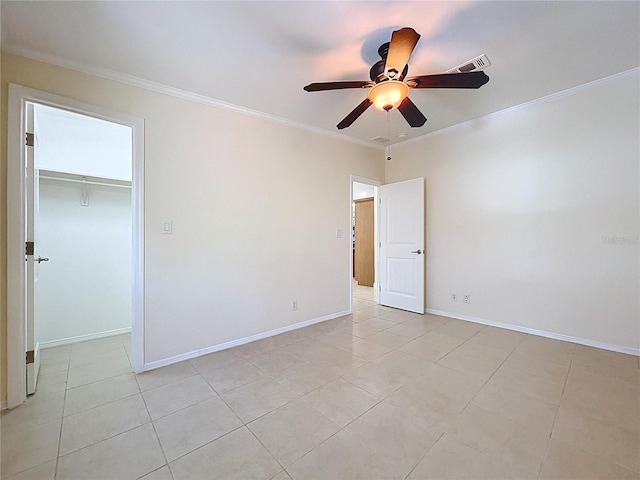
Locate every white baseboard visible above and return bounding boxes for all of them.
[39,327,132,349]
[144,310,351,371]
[1,400,7,411]
[426,309,640,356]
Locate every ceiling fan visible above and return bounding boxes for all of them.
[303,27,490,130]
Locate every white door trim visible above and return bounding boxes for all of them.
[349,175,381,313]
[7,84,145,408]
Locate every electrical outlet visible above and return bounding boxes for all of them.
[291,300,298,311]
[463,294,471,304]
[451,293,457,302]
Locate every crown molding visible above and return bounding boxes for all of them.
[400,66,640,147]
[4,45,636,152]
[2,46,383,150]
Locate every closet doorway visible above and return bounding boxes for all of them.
[8,84,144,407]
[33,104,133,383]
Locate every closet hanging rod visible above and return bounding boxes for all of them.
[39,174,131,189]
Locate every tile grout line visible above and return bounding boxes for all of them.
[535,343,577,480]
[277,372,399,473]
[20,337,283,478]
[56,364,151,466]
[53,354,71,480]
[148,420,172,479]
[454,330,525,417]
[135,362,179,479]
[240,333,399,473]
[159,422,247,466]
[141,373,219,421]
[422,333,530,477]
[277,393,387,474]
[20,310,637,479]
[50,340,136,474]
[146,370,246,470]
[403,430,446,480]
[244,419,289,479]
[541,347,640,475]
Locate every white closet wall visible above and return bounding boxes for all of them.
[36,179,132,345]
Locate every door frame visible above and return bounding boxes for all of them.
[7,84,145,408]
[349,175,381,313]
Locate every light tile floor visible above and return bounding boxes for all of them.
[2,284,639,479]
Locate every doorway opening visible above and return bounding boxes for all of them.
[350,176,380,311]
[7,85,145,408]
[349,176,426,316]
[34,104,133,379]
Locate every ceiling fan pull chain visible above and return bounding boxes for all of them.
[386,111,391,161]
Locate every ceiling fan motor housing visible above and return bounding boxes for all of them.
[369,59,409,82]
[369,43,409,82]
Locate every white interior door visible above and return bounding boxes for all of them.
[379,177,425,313]
[25,102,42,395]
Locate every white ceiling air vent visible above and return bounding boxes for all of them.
[370,136,389,144]
[446,54,491,74]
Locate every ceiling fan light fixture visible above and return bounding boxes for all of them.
[303,27,489,129]
[367,81,409,111]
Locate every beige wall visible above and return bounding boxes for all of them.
[1,52,384,400]
[386,70,640,350]
[3,51,637,404]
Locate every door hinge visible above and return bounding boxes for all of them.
[26,350,34,364]
[26,241,34,256]
[26,132,34,147]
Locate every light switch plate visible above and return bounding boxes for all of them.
[162,220,172,234]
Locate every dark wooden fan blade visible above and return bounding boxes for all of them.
[337,98,373,130]
[398,97,427,128]
[304,81,373,92]
[385,27,420,80]
[406,71,489,89]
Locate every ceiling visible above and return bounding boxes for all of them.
[2,1,639,148]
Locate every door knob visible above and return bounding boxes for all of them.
[410,250,422,254]
[36,256,49,263]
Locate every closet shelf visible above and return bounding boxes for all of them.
[39,169,131,188]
